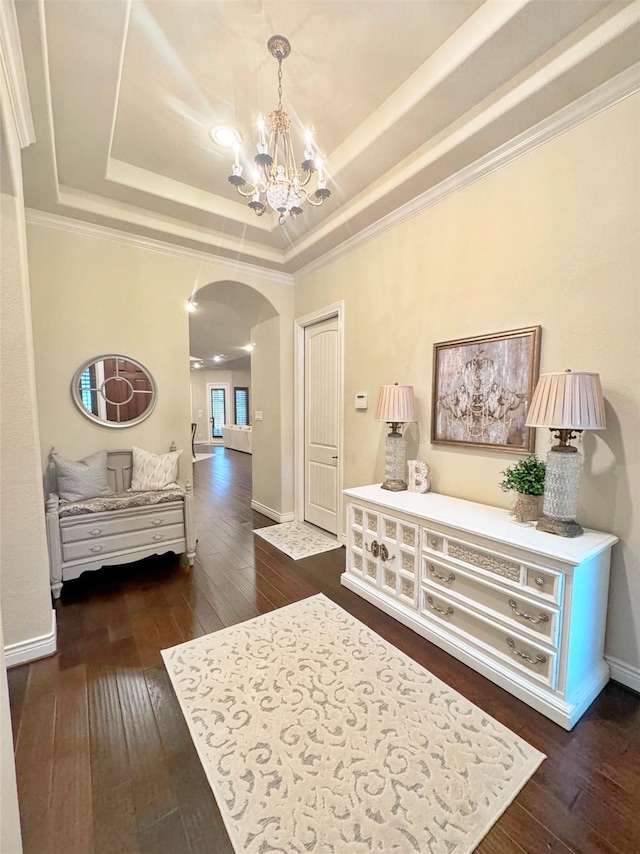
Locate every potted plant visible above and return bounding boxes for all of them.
[500,455,546,523]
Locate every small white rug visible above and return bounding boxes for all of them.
[194,453,215,461]
[253,521,342,560]
[163,595,544,854]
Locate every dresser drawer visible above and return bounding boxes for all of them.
[423,526,563,605]
[422,554,559,645]
[419,588,557,688]
[60,506,184,543]
[62,523,185,562]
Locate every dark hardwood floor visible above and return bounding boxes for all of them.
[8,448,640,853]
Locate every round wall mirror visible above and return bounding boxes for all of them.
[71,355,157,428]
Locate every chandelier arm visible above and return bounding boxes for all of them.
[234,183,258,199]
[298,170,313,188]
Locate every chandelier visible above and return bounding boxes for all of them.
[228,35,331,225]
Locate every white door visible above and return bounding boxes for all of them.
[304,316,339,534]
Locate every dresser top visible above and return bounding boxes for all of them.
[344,485,618,565]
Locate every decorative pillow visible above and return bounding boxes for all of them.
[130,446,183,491]
[51,449,113,503]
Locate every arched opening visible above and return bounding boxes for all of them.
[187,279,290,521]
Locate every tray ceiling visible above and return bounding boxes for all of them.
[15,0,640,274]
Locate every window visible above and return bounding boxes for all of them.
[79,366,99,415]
[210,388,226,438]
[234,387,249,426]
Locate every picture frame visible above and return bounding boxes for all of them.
[431,326,541,454]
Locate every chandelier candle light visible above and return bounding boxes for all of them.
[228,35,331,225]
[525,370,606,537]
[375,384,417,491]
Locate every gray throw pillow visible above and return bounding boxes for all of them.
[51,449,113,503]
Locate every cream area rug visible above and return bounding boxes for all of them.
[194,452,215,462]
[162,595,544,853]
[253,521,342,560]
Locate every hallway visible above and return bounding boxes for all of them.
[7,448,640,853]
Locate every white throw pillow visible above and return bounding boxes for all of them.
[51,449,113,503]
[130,446,183,491]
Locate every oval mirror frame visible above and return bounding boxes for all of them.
[71,354,157,428]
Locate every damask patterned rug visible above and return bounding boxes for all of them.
[162,595,544,854]
[253,521,342,560]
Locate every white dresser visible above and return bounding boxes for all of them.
[342,485,618,729]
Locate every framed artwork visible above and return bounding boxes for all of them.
[431,326,541,453]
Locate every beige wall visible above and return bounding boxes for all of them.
[1,634,22,854]
[26,227,294,516]
[1,48,42,852]
[250,315,283,514]
[190,368,251,442]
[0,191,52,649]
[295,95,640,671]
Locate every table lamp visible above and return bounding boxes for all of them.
[375,384,417,491]
[525,370,606,537]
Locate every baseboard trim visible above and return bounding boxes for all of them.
[250,500,295,524]
[605,655,640,694]
[5,610,57,668]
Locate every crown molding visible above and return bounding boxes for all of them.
[0,0,35,147]
[25,209,295,286]
[294,63,640,281]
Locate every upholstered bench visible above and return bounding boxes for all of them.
[45,446,196,598]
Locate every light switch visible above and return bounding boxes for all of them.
[198,410,203,417]
[255,410,263,422]
[355,393,368,410]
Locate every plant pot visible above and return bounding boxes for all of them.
[513,493,541,523]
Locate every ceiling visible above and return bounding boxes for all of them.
[188,280,277,371]
[12,0,640,367]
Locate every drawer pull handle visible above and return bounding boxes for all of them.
[151,518,163,526]
[426,595,453,617]
[88,528,103,536]
[366,540,379,558]
[89,545,103,553]
[535,577,545,588]
[428,564,455,584]
[508,599,549,625]
[379,544,394,563]
[152,534,164,541]
[506,637,547,665]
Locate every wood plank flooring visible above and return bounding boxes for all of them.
[8,447,640,853]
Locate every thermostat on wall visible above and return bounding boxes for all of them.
[355,393,368,410]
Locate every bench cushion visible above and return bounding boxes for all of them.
[58,487,185,517]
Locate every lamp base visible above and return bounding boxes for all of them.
[381,478,407,492]
[536,515,583,538]
[381,429,407,492]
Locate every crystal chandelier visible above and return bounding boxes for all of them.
[228,35,331,225]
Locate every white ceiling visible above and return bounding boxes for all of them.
[13,0,640,364]
[188,280,277,371]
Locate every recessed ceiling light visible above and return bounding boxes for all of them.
[211,125,242,148]
[187,300,198,313]
[243,343,255,352]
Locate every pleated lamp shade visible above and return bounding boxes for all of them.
[525,371,606,430]
[375,385,417,423]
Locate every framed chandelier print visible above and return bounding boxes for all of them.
[431,326,541,453]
